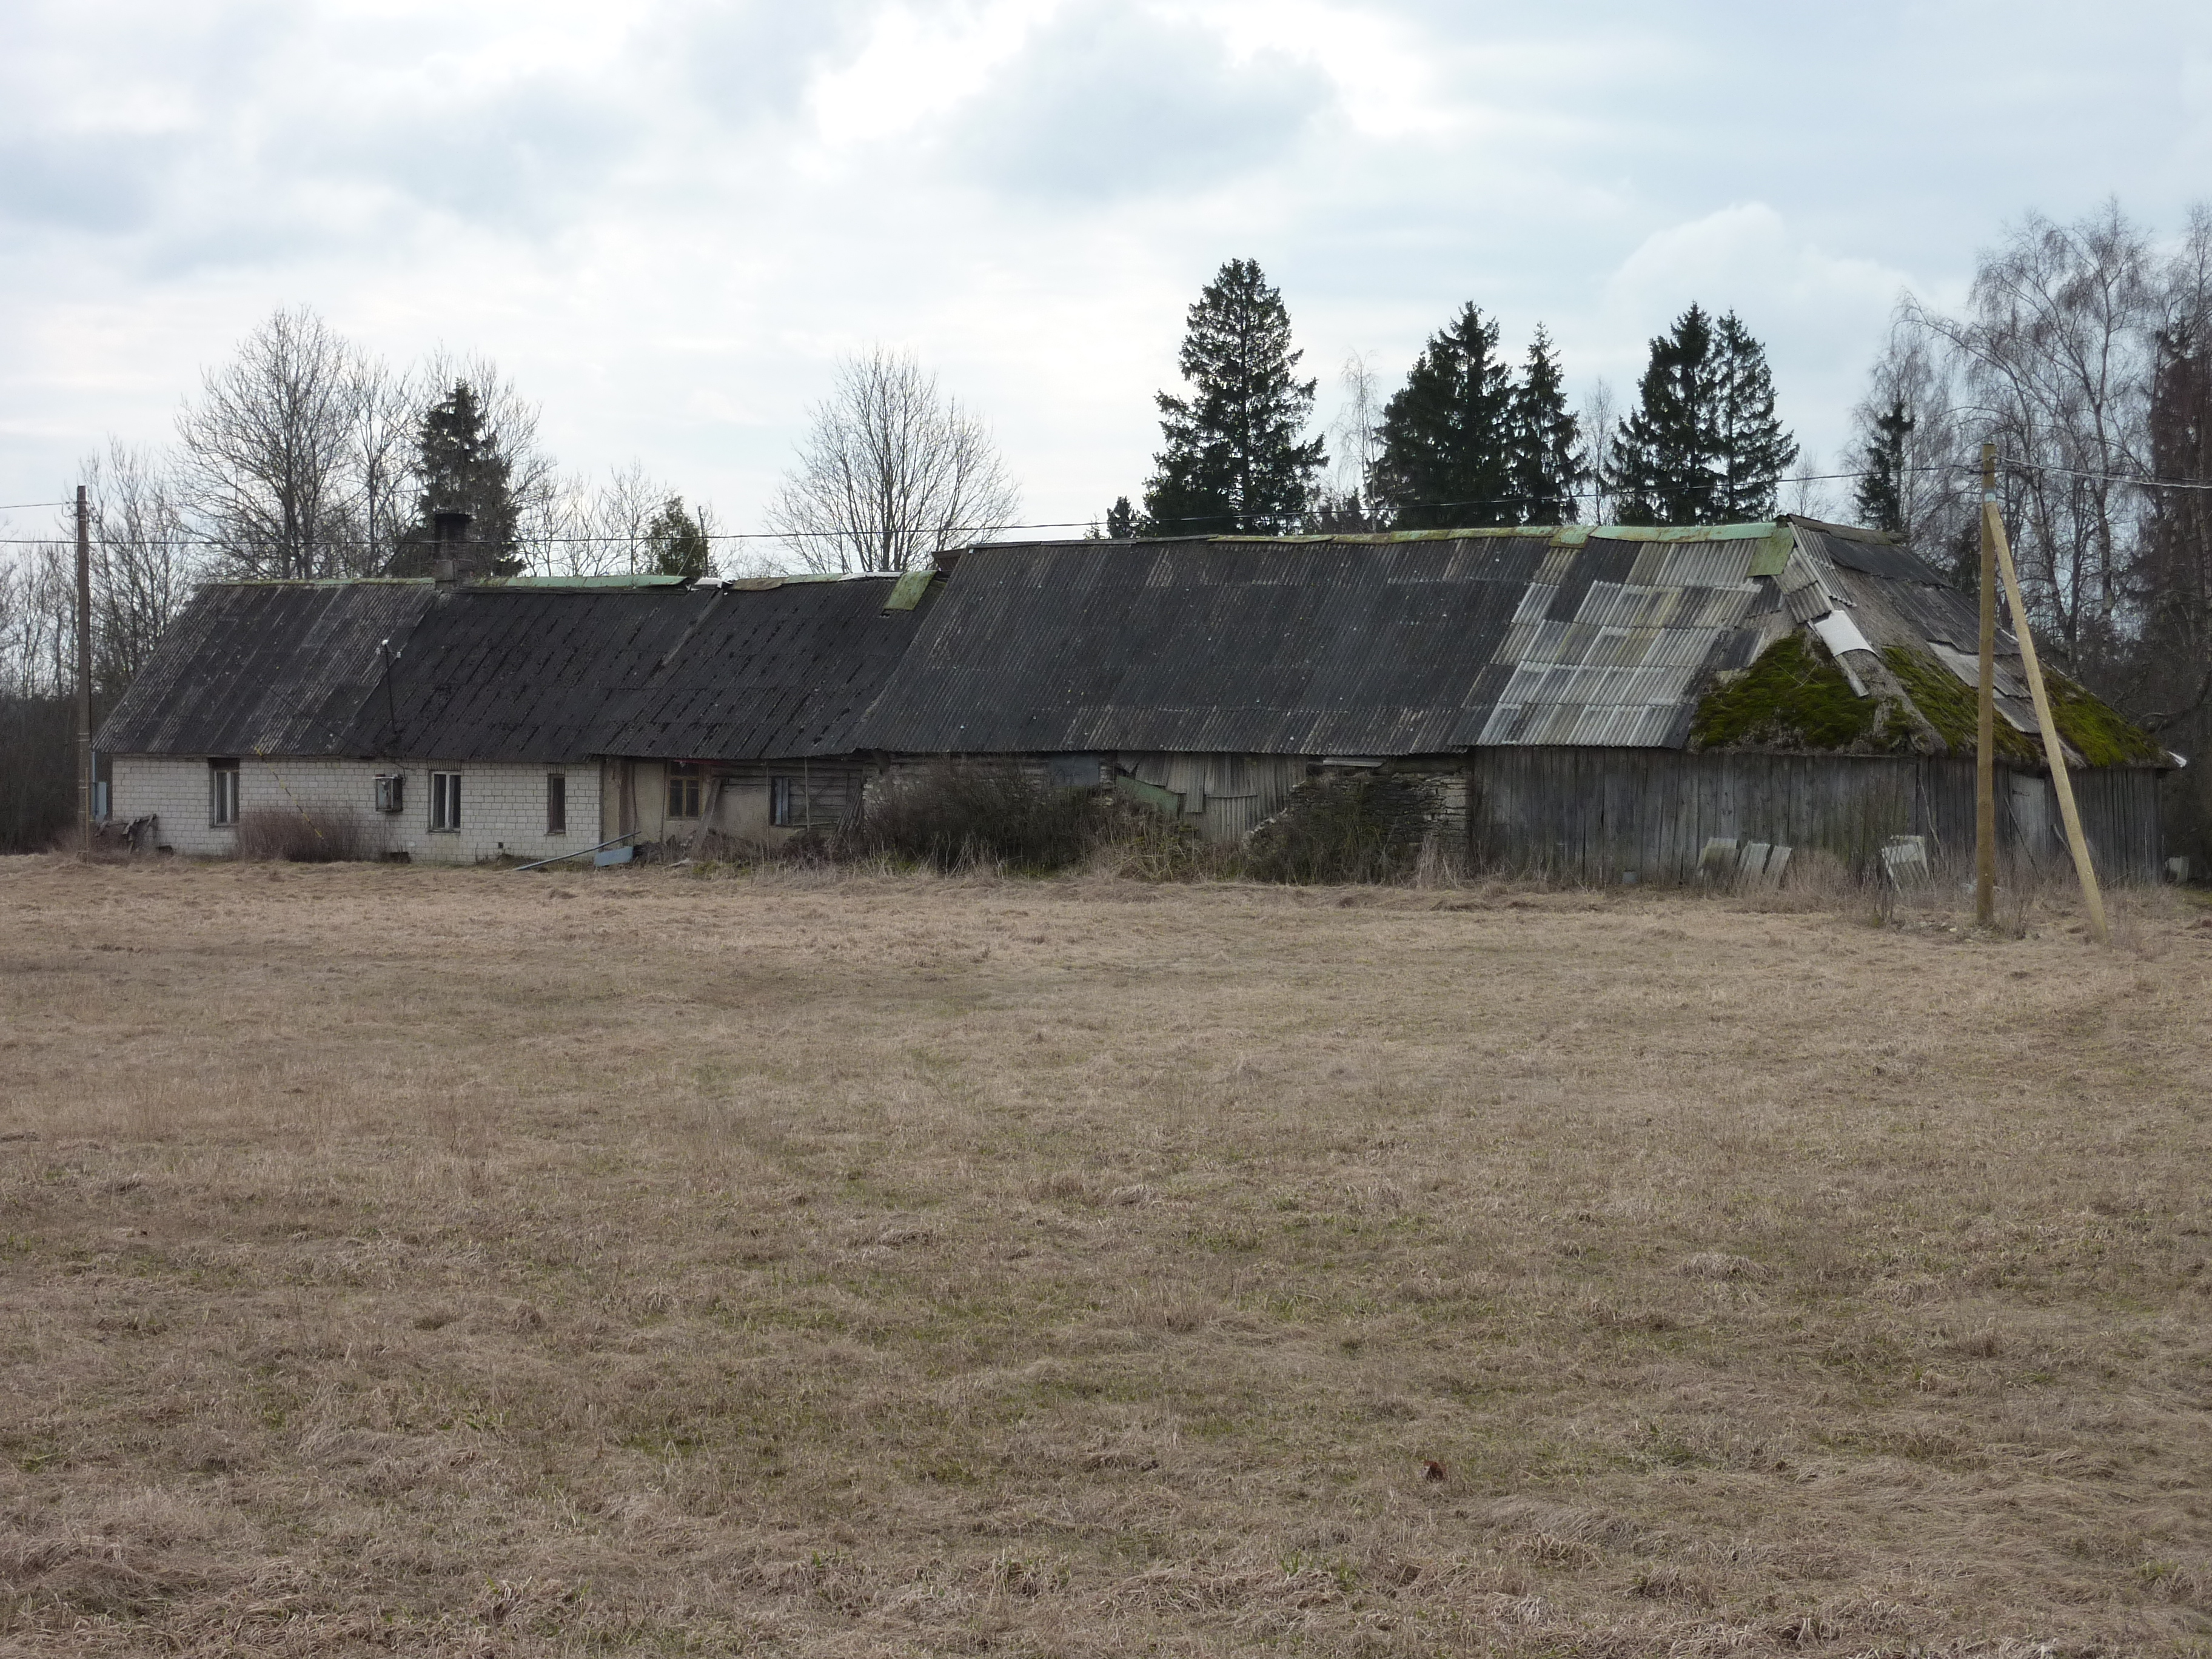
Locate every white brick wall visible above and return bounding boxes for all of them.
[107,756,602,865]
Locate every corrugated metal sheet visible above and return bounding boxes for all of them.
[96,582,440,758]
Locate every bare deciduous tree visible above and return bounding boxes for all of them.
[768,349,1019,573]
[1579,380,1618,523]
[176,307,365,579]
[82,441,200,699]
[1905,203,2154,668]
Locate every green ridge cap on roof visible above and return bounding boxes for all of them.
[1207,521,1782,548]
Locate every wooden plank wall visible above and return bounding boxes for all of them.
[1469,748,2162,883]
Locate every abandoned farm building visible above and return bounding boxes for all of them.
[96,517,2171,880]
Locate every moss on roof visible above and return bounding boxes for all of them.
[1881,647,2040,766]
[1882,646,2164,769]
[2045,672,2167,767]
[1689,635,1905,753]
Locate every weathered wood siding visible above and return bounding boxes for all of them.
[1469,748,2163,883]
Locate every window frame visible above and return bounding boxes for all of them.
[546,773,567,836]
[209,759,240,828]
[768,775,794,828]
[665,761,702,821]
[429,771,461,833]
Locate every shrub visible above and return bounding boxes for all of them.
[233,808,360,863]
[1085,796,1247,882]
[1246,773,1435,885]
[841,763,1104,873]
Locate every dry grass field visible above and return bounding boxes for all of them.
[3,855,2211,1657]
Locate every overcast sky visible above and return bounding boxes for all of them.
[4,0,2209,547]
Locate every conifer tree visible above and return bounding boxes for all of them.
[1370,303,1514,529]
[1609,306,1797,525]
[1104,496,1136,540]
[1142,260,1326,534]
[1712,312,1800,518]
[1507,326,1583,525]
[395,382,521,575]
[646,496,712,578]
[1852,399,1913,535]
[1609,305,1720,526]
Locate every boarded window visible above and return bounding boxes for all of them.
[431,771,461,831]
[546,774,567,836]
[666,762,702,820]
[209,759,240,827]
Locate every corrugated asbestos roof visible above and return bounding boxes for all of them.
[850,528,1789,756]
[99,576,914,762]
[104,517,2130,768]
[96,582,440,758]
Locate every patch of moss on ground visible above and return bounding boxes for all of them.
[2045,674,2166,767]
[1691,634,1884,752]
[1882,646,2040,765]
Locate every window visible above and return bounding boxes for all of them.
[374,774,404,814]
[769,775,794,827]
[430,771,461,831]
[209,759,240,827]
[666,761,702,819]
[546,773,567,836]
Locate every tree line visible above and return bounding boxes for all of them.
[1103,260,1799,537]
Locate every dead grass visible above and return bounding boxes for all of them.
[2,853,2211,1655]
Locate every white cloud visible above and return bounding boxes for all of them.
[3,0,2210,546]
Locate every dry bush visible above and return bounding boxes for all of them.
[231,807,358,862]
[1246,773,1435,884]
[838,762,1101,872]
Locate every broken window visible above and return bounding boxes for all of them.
[666,762,702,820]
[430,771,461,832]
[209,759,240,827]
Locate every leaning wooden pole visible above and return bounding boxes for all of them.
[1975,445,1997,926]
[1983,497,2109,943]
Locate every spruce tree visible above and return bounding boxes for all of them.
[1609,304,1721,526]
[395,382,521,575]
[1142,260,1326,535]
[1852,399,1913,535]
[1507,325,1583,525]
[1104,496,1136,540]
[647,496,712,577]
[1609,306,1798,526]
[1712,312,1798,519]
[1370,303,1514,529]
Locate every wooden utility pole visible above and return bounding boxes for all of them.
[1975,444,1997,926]
[74,484,92,856]
[1983,497,2110,943]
